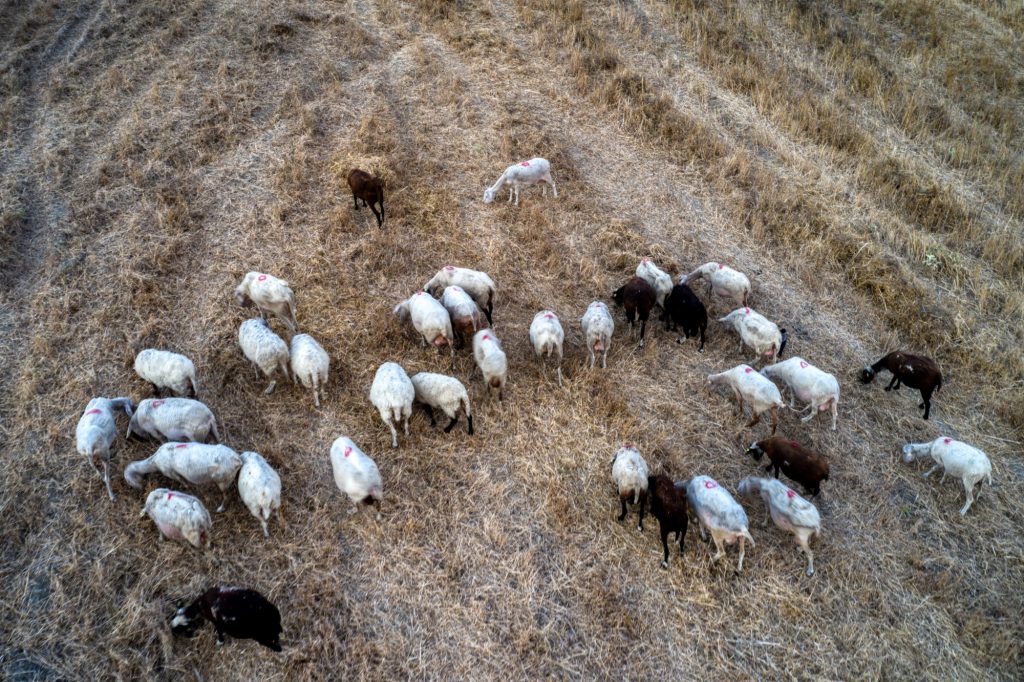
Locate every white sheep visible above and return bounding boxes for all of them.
[233,271,298,331]
[483,157,557,206]
[718,307,787,364]
[410,372,473,435]
[237,451,282,537]
[738,476,821,576]
[239,318,291,395]
[681,262,751,308]
[902,437,993,516]
[140,488,212,549]
[329,436,383,516]
[369,362,415,448]
[636,258,673,308]
[290,333,329,407]
[685,475,755,573]
[393,291,455,362]
[581,301,614,369]
[123,442,242,512]
[424,266,497,327]
[472,329,508,400]
[75,397,134,501]
[134,349,198,397]
[440,285,483,347]
[529,310,565,386]
[610,445,649,531]
[760,357,839,430]
[707,364,786,434]
[127,397,221,443]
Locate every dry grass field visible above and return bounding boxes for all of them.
[2,0,1023,678]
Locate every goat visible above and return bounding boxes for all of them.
[860,351,942,420]
[347,168,384,227]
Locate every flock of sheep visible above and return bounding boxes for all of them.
[72,157,995,650]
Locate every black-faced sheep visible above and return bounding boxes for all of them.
[410,372,474,435]
[171,586,282,651]
[860,351,942,420]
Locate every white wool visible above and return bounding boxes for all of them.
[738,477,821,576]
[440,285,483,342]
[472,329,508,399]
[290,333,330,407]
[134,349,198,397]
[581,301,614,369]
[636,258,673,307]
[75,397,134,501]
[529,311,565,386]
[237,451,282,537]
[140,488,212,549]
[423,266,496,321]
[610,447,649,504]
[239,318,291,395]
[707,364,786,432]
[369,362,414,448]
[483,157,558,205]
[233,271,298,331]
[393,291,454,352]
[761,357,840,430]
[410,372,472,422]
[127,397,220,444]
[902,437,993,516]
[685,475,755,572]
[329,437,383,510]
[682,262,750,307]
[718,307,783,363]
[123,442,242,512]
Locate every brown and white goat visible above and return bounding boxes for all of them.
[860,351,942,420]
[612,276,657,348]
[746,437,830,499]
[347,168,385,227]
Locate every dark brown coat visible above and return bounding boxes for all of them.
[746,437,830,498]
[860,351,942,420]
[647,474,689,569]
[612,276,657,347]
[347,168,385,227]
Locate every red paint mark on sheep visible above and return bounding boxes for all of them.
[344,446,352,458]
[943,437,952,445]
[84,408,102,416]
[482,335,491,341]
[175,443,189,449]
[166,492,174,500]
[258,274,267,281]
[744,307,750,314]
[544,313,554,320]
[800,361,809,369]
[444,265,455,271]
[744,367,753,373]
[704,480,717,489]
[151,400,164,408]
[787,490,796,499]
[719,264,725,270]
[520,161,530,166]
[789,440,799,447]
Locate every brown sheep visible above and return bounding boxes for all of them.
[647,474,689,569]
[745,437,829,499]
[347,168,385,227]
[859,351,942,420]
[612,276,657,347]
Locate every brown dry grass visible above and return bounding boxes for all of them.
[1,0,1022,679]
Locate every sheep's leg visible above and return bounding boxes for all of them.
[831,400,838,431]
[922,463,942,479]
[710,533,726,563]
[638,492,646,532]
[959,479,976,516]
[371,203,383,228]
[638,318,647,348]
[264,379,277,395]
[556,362,563,388]
[659,524,671,569]
[443,417,459,433]
[770,407,778,435]
[601,349,608,369]
[102,459,115,502]
[549,177,558,198]
[920,390,933,420]
[352,193,360,209]
[798,532,815,576]
[746,411,761,428]
[386,418,398,449]
[216,487,227,513]
[403,414,410,437]
[939,470,947,484]
[618,494,629,522]
[736,536,746,573]
[313,387,321,408]
[260,518,270,538]
[419,403,436,427]
[588,348,595,369]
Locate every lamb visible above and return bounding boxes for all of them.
[134,349,198,398]
[610,444,649,532]
[237,451,282,537]
[612,276,657,348]
[860,351,943,420]
[745,437,830,499]
[369,362,415,448]
[347,168,385,228]
[685,475,755,573]
[707,365,786,435]
[472,329,508,400]
[661,283,707,351]
[124,443,242,512]
[140,488,212,549]
[635,257,673,308]
[901,437,992,516]
[482,157,557,206]
[126,397,220,444]
[393,291,455,362]
[75,397,134,501]
[528,310,565,386]
[410,372,474,435]
[738,477,821,576]
[646,474,689,569]
[440,285,483,347]
[718,307,787,364]
[681,262,751,308]
[239,318,291,395]
[233,272,298,331]
[329,436,383,516]
[581,301,614,369]
[760,357,840,430]
[424,266,497,327]
[290,333,329,407]
[171,586,282,652]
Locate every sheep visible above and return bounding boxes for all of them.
[472,329,508,400]
[646,474,689,569]
[75,397,134,501]
[290,333,329,407]
[347,168,385,228]
[860,351,943,420]
[171,586,282,652]
[581,301,614,369]
[636,257,673,308]
[329,436,383,516]
[612,276,657,348]
[760,357,840,430]
[233,272,298,331]
[902,437,993,516]
[393,291,455,363]
[134,349,198,398]
[707,365,786,434]
[410,372,473,435]
[685,475,755,573]
[369,362,414,448]
[745,437,830,499]
[529,310,565,386]
[237,451,282,537]
[440,286,483,347]
[661,283,707,351]
[483,157,557,206]
[124,442,242,513]
[424,266,497,327]
[681,261,750,308]
[126,397,220,444]
[610,445,649,532]
[140,488,212,549]
[239,318,291,395]
[718,307,788,364]
[738,477,821,576]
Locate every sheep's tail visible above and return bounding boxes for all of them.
[742,528,755,546]
[460,394,472,418]
[279,358,291,383]
[935,375,942,393]
[391,406,404,424]
[188,372,199,398]
[632,488,640,505]
[261,505,272,521]
[287,296,298,330]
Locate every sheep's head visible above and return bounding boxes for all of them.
[611,286,625,305]
[901,443,930,464]
[736,477,762,497]
[777,329,788,359]
[859,367,876,384]
[233,287,252,307]
[745,441,765,461]
[392,301,410,323]
[170,604,202,637]
[483,188,495,204]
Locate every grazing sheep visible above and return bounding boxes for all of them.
[718,307,788,364]
[134,349,198,398]
[681,262,750,308]
[610,445,649,532]
[472,329,508,400]
[645,475,689,569]
[440,286,483,347]
[329,436,383,516]
[685,476,755,573]
[369,362,414,448]
[581,301,614,369]
[347,168,385,228]
[761,357,840,430]
[290,333,329,407]
[612,276,657,348]
[860,351,943,420]
[124,442,242,512]
[483,157,557,206]
[233,272,298,331]
[707,365,786,434]
[171,586,282,652]
[140,488,212,549]
[636,258,673,308]
[424,266,497,327]
[745,437,830,499]
[529,310,565,386]
[237,451,282,537]
[393,291,455,362]
[239,318,291,395]
[902,437,992,516]
[738,477,821,576]
[127,397,220,444]
[411,372,474,435]
[75,397,134,501]
[661,283,707,351]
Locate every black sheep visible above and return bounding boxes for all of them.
[171,586,282,651]
[661,283,707,351]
